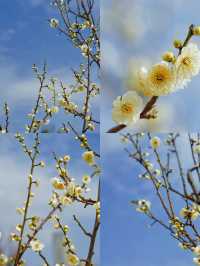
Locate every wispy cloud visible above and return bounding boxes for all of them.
[0,55,72,105]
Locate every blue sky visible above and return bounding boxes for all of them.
[0,0,83,74]
[102,133,196,266]
[0,133,99,265]
[0,1,79,69]
[0,0,70,131]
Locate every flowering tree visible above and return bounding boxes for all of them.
[0,0,100,266]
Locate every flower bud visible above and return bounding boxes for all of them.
[162,51,175,63]
[150,136,161,149]
[193,26,200,36]
[173,39,182,49]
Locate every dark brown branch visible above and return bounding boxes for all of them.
[139,96,158,119]
[85,180,100,266]
[38,251,50,266]
[178,24,194,55]
[107,124,126,133]
[73,215,92,238]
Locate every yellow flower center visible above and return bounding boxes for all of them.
[182,56,192,66]
[150,65,171,86]
[86,154,92,161]
[155,73,164,81]
[121,103,133,114]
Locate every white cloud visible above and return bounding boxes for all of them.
[0,55,72,106]
[102,40,124,78]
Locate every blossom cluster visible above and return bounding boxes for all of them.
[111,25,200,128]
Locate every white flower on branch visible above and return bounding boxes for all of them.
[60,195,72,206]
[193,257,200,265]
[0,254,8,265]
[193,246,200,256]
[180,206,200,220]
[136,199,151,213]
[51,177,65,190]
[112,91,144,125]
[176,43,200,81]
[150,136,161,149]
[67,253,80,266]
[30,239,44,252]
[194,144,200,153]
[82,151,95,166]
[82,175,91,184]
[50,18,59,28]
[51,106,59,114]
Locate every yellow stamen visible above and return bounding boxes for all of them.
[121,103,133,114]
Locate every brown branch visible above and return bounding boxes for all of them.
[85,180,100,266]
[73,215,92,238]
[16,204,61,264]
[178,24,194,55]
[4,102,9,133]
[28,63,47,133]
[82,50,91,133]
[38,251,50,266]
[14,134,40,266]
[107,124,126,133]
[187,164,200,203]
[139,96,158,119]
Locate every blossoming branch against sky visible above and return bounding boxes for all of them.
[102,0,200,133]
[108,40,200,133]
[101,4,200,263]
[0,0,71,131]
[102,133,200,266]
[0,1,100,266]
[0,0,99,132]
[0,133,99,265]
